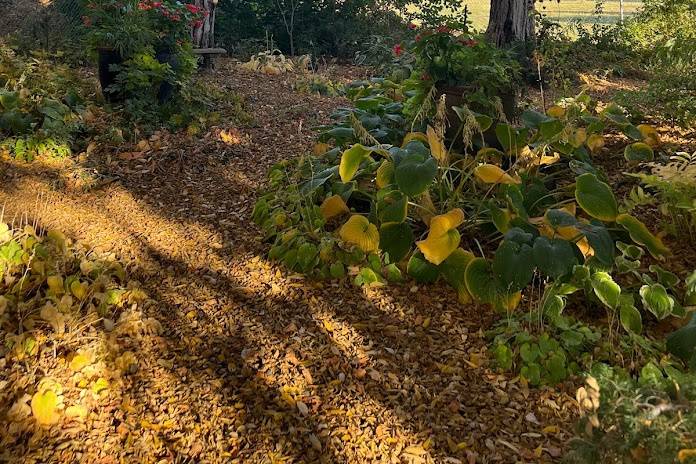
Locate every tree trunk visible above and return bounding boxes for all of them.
[192,0,216,48]
[486,0,535,47]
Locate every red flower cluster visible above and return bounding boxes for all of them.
[407,22,417,30]
[393,43,403,56]
[192,19,203,28]
[185,3,201,14]
[137,1,153,10]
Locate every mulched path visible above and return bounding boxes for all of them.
[0,61,578,463]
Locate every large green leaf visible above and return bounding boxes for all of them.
[639,283,675,320]
[492,240,534,292]
[575,173,618,222]
[339,144,372,182]
[379,222,413,262]
[666,314,696,363]
[0,90,19,110]
[616,213,670,259]
[624,142,654,162]
[407,251,440,283]
[533,237,578,279]
[577,223,614,266]
[394,154,437,197]
[591,271,621,310]
[619,303,643,334]
[439,248,475,290]
[465,258,497,304]
[376,188,408,224]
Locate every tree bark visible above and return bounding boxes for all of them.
[192,0,217,48]
[486,0,535,48]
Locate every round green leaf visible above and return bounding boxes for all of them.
[376,189,408,224]
[619,304,643,334]
[492,240,534,292]
[439,248,475,290]
[464,258,498,304]
[533,237,578,279]
[394,155,437,197]
[407,251,439,283]
[575,173,618,222]
[624,142,654,162]
[379,222,413,263]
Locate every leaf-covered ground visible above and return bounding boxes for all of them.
[1,62,609,463]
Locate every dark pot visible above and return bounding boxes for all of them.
[98,48,124,103]
[155,45,180,104]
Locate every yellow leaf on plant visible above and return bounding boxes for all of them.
[678,449,696,462]
[637,124,661,147]
[47,275,63,294]
[429,209,465,238]
[339,215,379,252]
[417,229,461,265]
[312,142,330,156]
[587,134,605,153]
[426,125,447,165]
[70,280,88,300]
[573,128,587,147]
[376,160,394,189]
[31,390,61,425]
[547,105,565,118]
[401,131,428,147]
[474,164,520,185]
[320,195,349,220]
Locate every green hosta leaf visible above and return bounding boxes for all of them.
[493,344,513,370]
[533,237,578,279]
[465,258,497,304]
[355,267,384,286]
[495,123,527,154]
[649,265,679,288]
[575,173,618,222]
[591,271,621,309]
[520,343,540,363]
[577,223,614,267]
[521,362,541,386]
[376,189,408,224]
[394,155,437,197]
[321,126,355,143]
[616,241,643,260]
[0,90,20,110]
[383,263,404,282]
[407,251,439,283]
[619,303,643,334]
[539,119,565,140]
[329,262,346,279]
[624,142,654,162]
[621,124,643,140]
[379,222,413,263]
[616,213,670,259]
[339,144,372,182]
[439,248,475,291]
[639,283,675,320]
[666,314,696,363]
[301,166,338,194]
[492,240,534,292]
[297,243,318,272]
[520,109,550,129]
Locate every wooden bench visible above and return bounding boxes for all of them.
[193,48,227,70]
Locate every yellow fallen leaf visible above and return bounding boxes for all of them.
[92,378,109,395]
[678,449,696,462]
[542,425,559,434]
[312,142,331,156]
[40,303,65,334]
[65,405,88,420]
[31,390,61,426]
[69,353,90,372]
[474,164,521,185]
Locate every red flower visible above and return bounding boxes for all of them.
[393,43,403,56]
[171,13,180,21]
[407,22,417,30]
[185,3,200,13]
[152,1,161,6]
[137,1,152,10]
[82,15,92,26]
[192,19,203,28]
[415,34,421,42]
[436,26,451,34]
[463,39,478,47]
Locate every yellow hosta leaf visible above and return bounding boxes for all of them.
[320,195,349,220]
[678,449,696,462]
[376,160,394,189]
[547,105,565,118]
[69,353,90,372]
[637,124,661,147]
[587,134,605,153]
[416,191,436,226]
[312,142,331,156]
[31,390,61,425]
[474,164,520,185]
[339,215,379,252]
[46,275,63,295]
[401,132,428,147]
[426,125,447,165]
[429,209,465,238]
[417,229,461,265]
[70,280,88,300]
[573,128,587,147]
